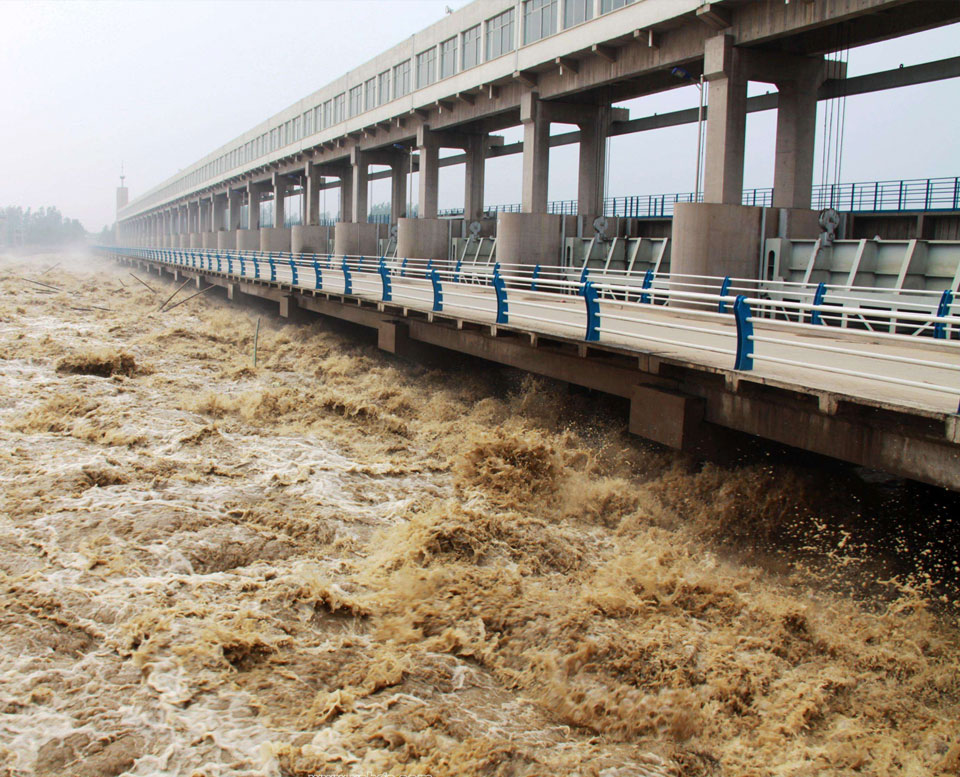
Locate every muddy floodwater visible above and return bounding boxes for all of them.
[0,250,958,776]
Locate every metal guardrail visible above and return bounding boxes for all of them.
[436,176,960,220]
[97,246,960,413]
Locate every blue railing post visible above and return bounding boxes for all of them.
[227,253,234,275]
[583,281,600,342]
[493,269,508,324]
[289,256,298,286]
[811,282,827,326]
[718,276,732,313]
[379,260,392,302]
[530,264,541,292]
[934,289,953,340]
[239,255,246,277]
[268,253,277,282]
[253,254,261,280]
[453,259,462,284]
[313,257,323,290]
[578,264,589,295]
[400,257,408,277]
[640,269,654,305]
[733,295,755,371]
[430,269,443,312]
[341,257,352,295]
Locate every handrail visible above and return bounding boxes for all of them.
[97,245,960,413]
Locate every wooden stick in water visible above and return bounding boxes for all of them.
[129,273,157,294]
[162,284,215,313]
[158,278,191,312]
[15,275,61,292]
[38,262,60,277]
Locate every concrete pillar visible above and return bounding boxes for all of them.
[496,212,561,266]
[391,163,407,223]
[212,194,226,232]
[417,142,439,220]
[247,182,262,230]
[396,218,448,260]
[339,170,353,223]
[772,63,823,210]
[702,34,747,206]
[272,172,287,228]
[464,135,486,223]
[305,166,322,226]
[577,106,610,218]
[350,147,369,224]
[228,189,242,230]
[520,92,550,213]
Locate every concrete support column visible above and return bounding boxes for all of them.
[247,182,263,230]
[339,170,353,223]
[305,166,322,226]
[520,92,550,213]
[577,105,610,218]
[350,147,369,224]
[702,34,747,206]
[391,163,407,223]
[228,190,242,230]
[212,194,226,232]
[417,142,439,220]
[772,64,823,210]
[272,173,287,228]
[464,134,486,223]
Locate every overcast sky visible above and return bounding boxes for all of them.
[1,0,958,231]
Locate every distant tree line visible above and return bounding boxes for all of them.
[1,206,87,247]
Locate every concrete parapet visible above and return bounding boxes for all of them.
[217,230,236,250]
[260,227,292,253]
[236,229,260,251]
[397,218,449,261]
[189,233,202,249]
[202,232,217,249]
[496,212,562,267]
[178,234,189,249]
[291,225,331,254]
[334,222,380,257]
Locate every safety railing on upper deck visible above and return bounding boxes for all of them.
[97,245,960,413]
[436,176,960,220]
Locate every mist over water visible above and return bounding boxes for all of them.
[0,251,958,776]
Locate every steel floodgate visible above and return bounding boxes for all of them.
[0,251,958,776]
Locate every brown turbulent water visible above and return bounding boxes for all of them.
[0,250,958,777]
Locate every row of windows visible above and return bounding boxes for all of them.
[157,0,634,203]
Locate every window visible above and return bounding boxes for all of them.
[524,0,557,44]
[461,24,481,69]
[293,116,301,141]
[440,36,458,79]
[365,77,377,111]
[563,0,592,27]
[378,70,391,105]
[333,93,345,123]
[323,100,332,128]
[303,110,313,137]
[601,0,633,11]
[393,59,411,97]
[349,85,363,117]
[416,47,436,89]
[486,9,515,60]
[270,128,278,150]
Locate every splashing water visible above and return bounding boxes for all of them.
[0,250,958,776]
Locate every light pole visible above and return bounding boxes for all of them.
[672,66,705,202]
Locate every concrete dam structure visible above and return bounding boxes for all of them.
[109,0,960,489]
